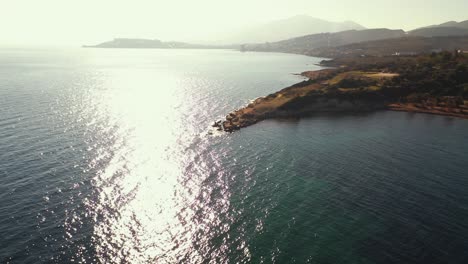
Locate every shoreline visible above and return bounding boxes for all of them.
[387,103,468,119]
[215,103,468,133]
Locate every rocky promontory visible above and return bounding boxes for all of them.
[215,53,468,132]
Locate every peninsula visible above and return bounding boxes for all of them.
[216,51,468,132]
[83,38,231,49]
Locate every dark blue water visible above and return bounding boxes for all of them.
[0,48,468,263]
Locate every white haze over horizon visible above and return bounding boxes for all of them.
[1,0,468,47]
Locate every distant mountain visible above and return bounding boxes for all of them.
[407,20,468,37]
[218,15,366,44]
[419,20,468,30]
[307,36,468,58]
[409,27,468,37]
[84,38,228,49]
[242,29,405,54]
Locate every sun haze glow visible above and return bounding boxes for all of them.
[1,0,467,46]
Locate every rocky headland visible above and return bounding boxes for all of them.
[215,52,468,132]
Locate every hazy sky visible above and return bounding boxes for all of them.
[1,0,467,46]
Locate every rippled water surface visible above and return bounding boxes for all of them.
[1,48,468,264]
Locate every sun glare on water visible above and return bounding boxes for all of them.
[81,66,216,262]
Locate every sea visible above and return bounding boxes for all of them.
[1,47,468,264]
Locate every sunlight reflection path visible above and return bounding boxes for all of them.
[85,69,209,262]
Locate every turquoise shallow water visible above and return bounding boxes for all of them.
[0,48,468,263]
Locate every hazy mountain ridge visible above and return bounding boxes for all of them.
[85,16,366,48]
[408,27,468,37]
[416,20,468,30]
[240,18,468,57]
[218,15,366,44]
[83,16,468,56]
[407,20,468,37]
[307,36,468,58]
[84,38,228,49]
[241,29,406,54]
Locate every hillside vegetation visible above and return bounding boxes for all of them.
[241,29,405,54]
[308,36,468,58]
